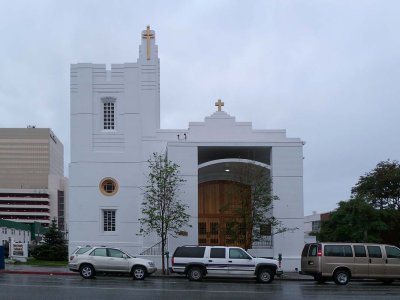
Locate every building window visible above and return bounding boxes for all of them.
[102,97,116,130]
[103,210,116,232]
[99,178,119,196]
[210,222,219,235]
[58,190,65,232]
[312,221,321,232]
[2,228,7,234]
[198,222,206,235]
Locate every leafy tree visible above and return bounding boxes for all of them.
[351,160,400,210]
[380,209,400,246]
[31,219,68,261]
[317,198,387,243]
[222,163,294,250]
[139,152,191,274]
[319,159,400,245]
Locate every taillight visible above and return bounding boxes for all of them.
[317,244,322,256]
[171,257,174,265]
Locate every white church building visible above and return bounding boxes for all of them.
[69,27,304,271]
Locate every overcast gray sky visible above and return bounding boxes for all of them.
[1,0,399,215]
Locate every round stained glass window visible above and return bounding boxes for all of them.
[99,177,118,196]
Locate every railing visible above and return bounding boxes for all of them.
[139,240,167,256]
[252,236,273,248]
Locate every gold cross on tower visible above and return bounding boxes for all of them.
[142,25,155,60]
[215,99,224,111]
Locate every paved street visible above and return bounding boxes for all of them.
[1,274,399,300]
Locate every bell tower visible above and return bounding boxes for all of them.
[138,25,160,136]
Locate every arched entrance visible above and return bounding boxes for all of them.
[197,154,272,249]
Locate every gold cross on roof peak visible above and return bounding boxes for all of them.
[142,25,155,60]
[215,99,224,111]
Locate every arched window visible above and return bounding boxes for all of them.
[102,97,116,130]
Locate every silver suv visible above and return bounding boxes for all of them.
[171,245,282,283]
[69,246,157,280]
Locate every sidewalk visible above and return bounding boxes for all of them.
[1,263,74,276]
[0,263,311,280]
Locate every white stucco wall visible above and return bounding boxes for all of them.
[69,28,304,272]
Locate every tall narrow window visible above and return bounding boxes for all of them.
[103,98,115,130]
[103,210,116,232]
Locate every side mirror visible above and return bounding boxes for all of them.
[122,254,128,259]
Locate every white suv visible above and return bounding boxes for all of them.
[171,245,282,283]
[69,246,157,280]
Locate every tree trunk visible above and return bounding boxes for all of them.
[161,227,165,274]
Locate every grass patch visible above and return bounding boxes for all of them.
[23,257,68,267]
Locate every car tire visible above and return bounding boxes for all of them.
[80,264,95,279]
[257,268,274,283]
[187,267,203,281]
[333,269,350,285]
[132,266,146,280]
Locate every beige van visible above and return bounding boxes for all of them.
[300,243,400,285]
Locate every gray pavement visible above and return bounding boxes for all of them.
[1,263,311,280]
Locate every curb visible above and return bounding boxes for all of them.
[0,269,311,280]
[0,270,77,276]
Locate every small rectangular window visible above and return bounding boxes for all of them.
[103,101,115,130]
[103,210,116,232]
[210,222,218,235]
[367,246,382,258]
[311,221,321,232]
[198,222,206,235]
[210,248,226,259]
[354,245,367,257]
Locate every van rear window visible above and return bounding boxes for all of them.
[324,245,353,257]
[308,244,318,257]
[173,247,206,258]
[301,244,310,257]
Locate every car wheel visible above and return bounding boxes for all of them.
[333,269,350,285]
[80,264,95,279]
[132,266,146,280]
[257,268,274,283]
[314,275,327,284]
[187,267,203,281]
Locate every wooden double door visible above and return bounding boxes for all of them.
[198,180,251,248]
